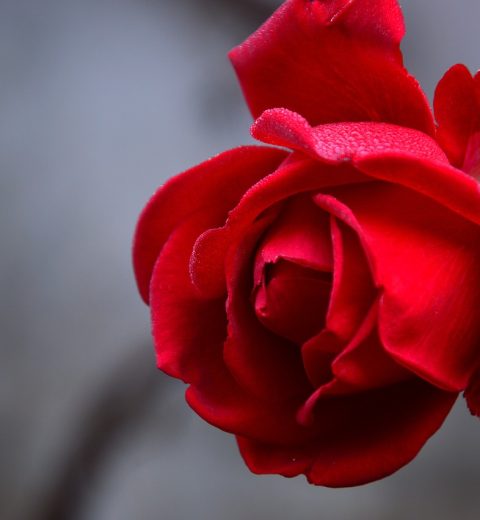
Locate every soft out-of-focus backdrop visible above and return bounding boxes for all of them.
[1,1,479,519]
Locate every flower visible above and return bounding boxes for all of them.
[133,0,480,486]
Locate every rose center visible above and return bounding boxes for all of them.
[253,258,332,344]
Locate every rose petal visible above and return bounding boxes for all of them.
[252,109,447,164]
[315,184,480,392]
[307,303,410,406]
[302,217,376,386]
[229,0,434,134]
[237,381,456,487]
[251,108,480,227]
[133,146,287,302]
[149,216,227,384]
[463,131,480,179]
[326,305,409,394]
[254,260,332,345]
[434,64,480,169]
[252,195,333,344]
[151,212,315,444]
[355,155,480,227]
[465,370,480,417]
[299,301,410,426]
[190,158,365,299]
[254,195,333,280]
[325,216,375,341]
[223,218,313,402]
[186,382,315,446]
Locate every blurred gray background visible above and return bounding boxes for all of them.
[1,0,479,519]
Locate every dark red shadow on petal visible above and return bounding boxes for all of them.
[254,260,332,345]
[223,215,313,403]
[237,380,456,487]
[252,195,333,345]
[299,301,411,427]
[465,369,480,417]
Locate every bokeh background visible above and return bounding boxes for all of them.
[1,0,480,518]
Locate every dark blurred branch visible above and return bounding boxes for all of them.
[36,345,161,520]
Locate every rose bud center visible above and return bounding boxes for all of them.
[251,196,333,345]
[253,259,332,344]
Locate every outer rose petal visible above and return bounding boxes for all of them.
[434,64,480,169]
[151,211,314,445]
[133,146,286,302]
[238,380,456,487]
[252,108,447,164]
[253,109,480,227]
[465,371,480,417]
[149,215,227,384]
[315,185,480,392]
[229,0,434,134]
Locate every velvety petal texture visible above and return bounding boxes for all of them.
[230,0,434,134]
[134,0,480,490]
[252,196,333,344]
[133,146,286,302]
[314,184,480,392]
[190,158,364,299]
[238,381,456,487]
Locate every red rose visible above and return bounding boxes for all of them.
[133,0,480,486]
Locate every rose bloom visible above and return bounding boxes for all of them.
[133,0,480,486]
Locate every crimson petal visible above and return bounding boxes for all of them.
[149,216,227,384]
[151,213,314,444]
[299,301,410,426]
[253,196,333,344]
[238,380,456,487]
[252,108,446,163]
[315,184,480,392]
[434,64,480,169]
[133,146,286,302]
[223,216,313,402]
[302,216,376,386]
[190,158,365,299]
[254,260,332,345]
[465,371,480,417]
[230,0,434,134]
[253,109,480,227]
